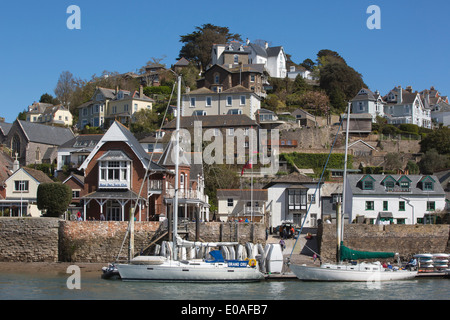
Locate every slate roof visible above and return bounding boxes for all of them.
[263,172,316,189]
[347,174,445,196]
[217,189,267,201]
[17,120,75,146]
[0,122,12,136]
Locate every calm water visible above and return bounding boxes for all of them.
[0,271,449,301]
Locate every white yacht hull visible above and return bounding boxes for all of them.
[116,260,264,282]
[290,263,417,282]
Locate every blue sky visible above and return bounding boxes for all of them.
[1,0,449,123]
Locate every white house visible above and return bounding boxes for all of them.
[211,40,287,79]
[264,173,322,229]
[430,101,450,127]
[287,65,314,81]
[56,134,103,172]
[383,86,432,128]
[182,85,261,120]
[351,88,385,121]
[345,174,446,225]
[247,41,287,78]
[217,189,267,222]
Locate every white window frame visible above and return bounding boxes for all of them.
[226,96,232,107]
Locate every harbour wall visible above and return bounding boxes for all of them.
[317,224,450,262]
[0,218,266,263]
[1,217,449,263]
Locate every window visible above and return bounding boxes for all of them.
[14,180,29,192]
[234,54,239,64]
[214,74,220,84]
[240,95,246,105]
[99,160,130,188]
[190,97,196,107]
[426,201,435,211]
[383,201,388,211]
[365,201,374,210]
[72,190,80,199]
[228,128,235,136]
[227,198,233,207]
[424,181,433,191]
[134,104,138,112]
[308,194,316,204]
[399,201,405,211]
[250,74,255,82]
[206,96,212,107]
[226,96,232,106]
[385,181,395,190]
[363,180,373,190]
[288,189,307,211]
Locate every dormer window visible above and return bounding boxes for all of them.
[382,175,396,191]
[398,176,411,190]
[420,176,435,191]
[361,175,375,190]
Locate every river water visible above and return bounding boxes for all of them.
[0,271,448,301]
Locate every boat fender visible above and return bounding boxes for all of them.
[248,259,257,267]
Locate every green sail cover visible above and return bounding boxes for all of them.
[340,243,395,261]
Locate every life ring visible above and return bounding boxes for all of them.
[248,259,257,267]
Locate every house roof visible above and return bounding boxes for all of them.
[7,167,54,184]
[0,151,13,183]
[16,120,75,146]
[59,134,103,149]
[79,121,166,172]
[263,172,316,189]
[0,122,12,136]
[347,174,445,196]
[217,189,267,201]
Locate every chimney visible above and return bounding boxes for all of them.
[115,86,119,95]
[139,85,143,97]
[397,86,402,104]
[265,42,268,50]
[406,86,412,93]
[13,153,20,172]
[246,38,250,45]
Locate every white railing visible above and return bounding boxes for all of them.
[165,188,208,202]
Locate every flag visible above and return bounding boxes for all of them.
[241,160,252,176]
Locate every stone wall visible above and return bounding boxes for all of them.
[59,221,160,263]
[0,217,59,262]
[318,223,450,262]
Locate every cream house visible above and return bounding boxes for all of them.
[3,164,53,217]
[107,87,154,125]
[77,86,154,129]
[26,103,73,126]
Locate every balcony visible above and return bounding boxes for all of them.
[165,188,208,203]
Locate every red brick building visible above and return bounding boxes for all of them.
[78,121,168,221]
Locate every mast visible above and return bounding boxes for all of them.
[340,102,351,257]
[172,75,182,261]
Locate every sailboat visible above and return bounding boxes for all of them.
[115,75,264,282]
[288,104,417,282]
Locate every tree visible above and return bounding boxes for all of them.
[300,58,315,71]
[419,149,450,174]
[37,183,72,217]
[54,71,77,107]
[320,61,366,113]
[420,126,450,155]
[179,24,242,71]
[384,153,403,172]
[39,93,59,105]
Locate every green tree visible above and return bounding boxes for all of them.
[420,126,450,155]
[419,149,450,174]
[39,93,59,105]
[37,183,72,217]
[179,24,242,71]
[320,61,366,113]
